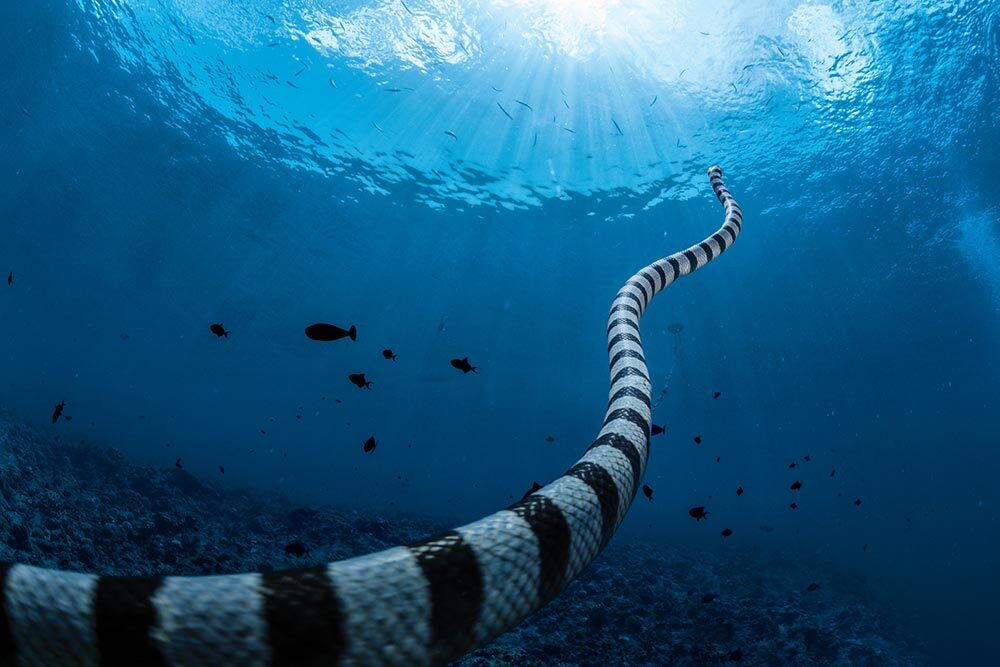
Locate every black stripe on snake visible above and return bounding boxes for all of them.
[0,165,743,667]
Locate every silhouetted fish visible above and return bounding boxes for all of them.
[693,436,702,445]
[700,593,716,603]
[830,469,836,477]
[522,481,543,499]
[209,323,230,338]
[363,436,376,454]
[713,391,721,399]
[305,323,357,341]
[688,506,709,521]
[450,357,478,373]
[789,502,798,509]
[219,465,225,474]
[806,582,819,592]
[642,484,654,501]
[51,401,66,424]
[283,540,308,558]
[804,454,812,462]
[445,130,457,140]
[736,486,744,496]
[720,528,733,537]
[545,435,555,443]
[515,99,533,111]
[348,373,373,389]
[497,102,513,120]
[175,457,183,470]
[790,480,802,491]
[651,424,666,436]
[788,462,797,469]
[382,349,397,361]
[853,498,862,506]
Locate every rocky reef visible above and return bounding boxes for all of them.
[0,422,922,665]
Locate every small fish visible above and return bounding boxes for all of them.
[701,593,716,603]
[348,373,373,389]
[759,525,775,533]
[328,78,337,88]
[853,498,862,506]
[715,457,721,463]
[283,540,308,558]
[806,582,819,592]
[491,86,503,92]
[209,323,230,338]
[642,484,654,501]
[720,528,733,537]
[545,435,555,443]
[649,95,657,107]
[728,647,743,662]
[713,391,721,399]
[789,502,798,509]
[363,436,377,453]
[384,88,403,93]
[515,99,533,111]
[382,349,397,361]
[804,454,812,462]
[175,457,183,470]
[219,465,225,474]
[790,480,802,491]
[305,323,357,341]
[693,436,702,445]
[264,14,276,23]
[294,66,306,77]
[651,424,666,436]
[400,0,415,15]
[372,121,384,133]
[450,357,478,374]
[497,102,514,120]
[736,486,744,496]
[612,119,624,136]
[830,469,836,477]
[522,481,543,499]
[688,506,709,521]
[51,401,66,424]
[6,271,11,286]
[444,130,457,140]
[788,462,797,469]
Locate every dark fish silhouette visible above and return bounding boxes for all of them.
[693,436,702,445]
[713,391,721,399]
[522,481,543,499]
[218,465,225,474]
[6,271,10,286]
[305,323,357,342]
[790,480,802,491]
[283,540,308,558]
[497,102,513,120]
[720,528,733,537]
[348,373,373,389]
[806,582,819,592]
[51,401,66,424]
[804,454,812,462]
[853,498,862,506]
[688,506,709,521]
[175,458,183,470]
[715,457,721,463]
[788,461,797,469]
[209,323,230,338]
[445,130,457,140]
[545,435,555,443]
[363,436,376,453]
[728,647,743,662]
[700,593,716,603]
[450,357,478,373]
[642,484,654,501]
[789,502,798,509]
[651,424,666,436]
[514,99,533,111]
[736,486,744,496]
[382,349,397,361]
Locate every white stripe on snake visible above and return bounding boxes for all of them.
[0,166,743,667]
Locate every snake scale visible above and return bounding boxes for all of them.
[0,166,742,666]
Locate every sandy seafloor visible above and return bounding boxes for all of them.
[0,421,923,666]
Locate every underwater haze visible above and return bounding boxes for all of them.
[1,0,999,664]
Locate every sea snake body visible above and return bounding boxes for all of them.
[0,166,742,666]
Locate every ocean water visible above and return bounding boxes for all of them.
[1,0,998,664]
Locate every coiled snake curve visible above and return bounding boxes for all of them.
[0,166,742,666]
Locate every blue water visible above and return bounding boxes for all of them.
[2,0,999,663]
